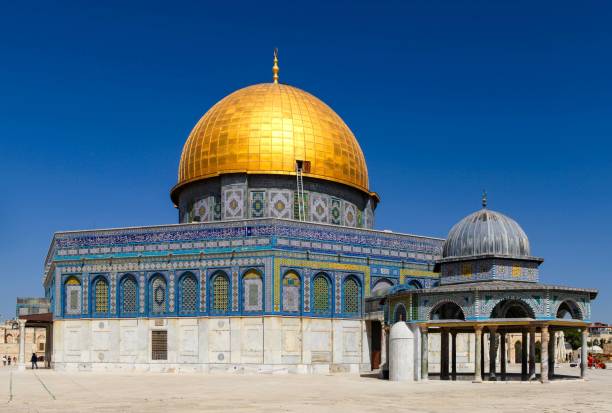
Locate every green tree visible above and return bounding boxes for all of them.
[564,329,582,350]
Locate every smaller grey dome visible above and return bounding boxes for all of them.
[443,208,530,259]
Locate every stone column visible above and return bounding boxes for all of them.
[500,331,507,381]
[548,329,556,380]
[473,326,483,383]
[528,326,536,381]
[481,330,485,378]
[17,319,26,371]
[521,329,528,380]
[440,328,449,380]
[488,326,498,381]
[540,325,549,383]
[451,331,457,381]
[380,325,389,379]
[420,326,428,380]
[580,328,588,379]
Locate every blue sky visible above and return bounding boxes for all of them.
[0,1,610,322]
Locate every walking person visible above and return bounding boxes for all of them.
[2,355,6,366]
[7,356,11,366]
[31,353,38,369]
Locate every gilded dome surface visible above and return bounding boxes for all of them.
[173,83,369,198]
[442,208,531,259]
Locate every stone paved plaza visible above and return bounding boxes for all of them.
[1,366,611,412]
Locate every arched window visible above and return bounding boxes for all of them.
[93,277,109,313]
[394,304,407,323]
[64,276,82,315]
[120,275,138,315]
[212,273,230,312]
[179,273,198,314]
[312,274,331,314]
[242,270,263,312]
[282,271,301,312]
[342,277,360,314]
[150,275,167,314]
[5,334,13,344]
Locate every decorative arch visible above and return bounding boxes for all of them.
[178,271,198,314]
[371,278,393,296]
[149,273,168,315]
[312,272,332,314]
[407,279,423,289]
[282,270,301,313]
[555,299,584,320]
[210,271,230,313]
[342,275,361,314]
[430,300,466,320]
[91,275,109,314]
[242,269,263,312]
[64,276,82,315]
[490,299,535,319]
[119,274,138,315]
[393,303,407,323]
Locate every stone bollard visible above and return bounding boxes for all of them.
[389,321,414,382]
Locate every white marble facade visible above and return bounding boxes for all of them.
[52,317,369,374]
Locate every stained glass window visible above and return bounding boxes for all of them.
[180,274,197,314]
[282,272,300,312]
[342,277,359,314]
[94,278,109,313]
[313,275,330,313]
[122,276,137,314]
[151,276,167,314]
[242,270,262,312]
[212,274,229,312]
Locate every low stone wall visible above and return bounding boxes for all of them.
[52,317,369,374]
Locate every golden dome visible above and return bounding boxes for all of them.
[172,82,369,201]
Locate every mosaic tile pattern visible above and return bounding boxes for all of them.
[222,186,245,220]
[310,193,329,223]
[330,198,341,225]
[268,190,292,219]
[249,191,265,219]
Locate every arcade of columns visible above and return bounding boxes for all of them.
[419,320,590,383]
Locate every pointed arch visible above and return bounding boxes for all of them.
[178,271,198,314]
[119,274,138,315]
[312,273,332,314]
[149,273,167,315]
[210,271,230,313]
[91,275,109,314]
[393,303,407,323]
[242,269,263,312]
[64,276,82,315]
[282,270,301,313]
[342,275,361,315]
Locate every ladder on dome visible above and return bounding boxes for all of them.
[296,161,305,221]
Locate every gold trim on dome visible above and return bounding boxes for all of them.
[172,82,370,202]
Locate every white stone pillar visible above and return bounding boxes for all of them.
[420,325,428,380]
[389,322,414,382]
[580,328,588,379]
[18,319,26,371]
[540,325,549,383]
[473,326,483,383]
